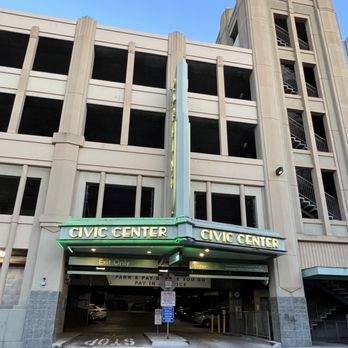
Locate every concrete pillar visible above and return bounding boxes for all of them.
[135,175,143,218]
[217,56,228,156]
[96,171,106,218]
[8,26,39,133]
[21,16,96,348]
[239,184,247,227]
[245,0,311,345]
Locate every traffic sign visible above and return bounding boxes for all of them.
[161,290,176,307]
[154,308,162,325]
[160,273,177,290]
[162,306,174,323]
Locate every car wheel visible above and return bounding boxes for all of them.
[202,319,211,328]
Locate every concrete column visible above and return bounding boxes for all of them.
[120,41,136,145]
[96,171,106,218]
[22,17,97,348]
[135,175,143,218]
[207,182,212,222]
[245,0,311,345]
[239,184,247,227]
[8,26,39,133]
[0,165,28,303]
[216,56,228,156]
[163,32,186,217]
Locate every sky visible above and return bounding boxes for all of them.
[0,0,347,43]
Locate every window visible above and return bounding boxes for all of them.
[20,178,41,216]
[0,175,40,216]
[246,196,257,227]
[18,96,63,137]
[187,60,217,96]
[224,66,252,100]
[288,111,308,150]
[227,121,256,158]
[303,65,318,97]
[312,113,329,152]
[0,176,20,214]
[274,15,290,47]
[83,183,99,218]
[128,109,165,149]
[190,117,220,155]
[295,18,310,50]
[0,93,15,132]
[84,104,122,144]
[322,171,341,220]
[296,167,318,219]
[33,37,73,75]
[0,30,29,69]
[212,193,241,225]
[92,46,128,83]
[140,187,154,217]
[133,52,167,88]
[194,192,207,220]
[281,62,298,94]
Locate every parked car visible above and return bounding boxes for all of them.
[88,304,107,322]
[192,307,229,328]
[176,305,208,321]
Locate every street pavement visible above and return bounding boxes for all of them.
[56,311,348,348]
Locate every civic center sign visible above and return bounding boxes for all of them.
[59,217,286,253]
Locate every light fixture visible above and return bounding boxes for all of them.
[96,267,105,270]
[147,251,152,254]
[199,253,205,257]
[91,248,96,252]
[159,269,169,273]
[67,246,74,253]
[275,167,284,176]
[204,249,210,253]
[0,250,5,258]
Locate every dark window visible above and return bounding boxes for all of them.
[296,167,318,219]
[0,176,20,214]
[303,65,318,97]
[20,178,41,216]
[128,109,165,149]
[246,196,257,228]
[33,37,73,75]
[227,121,256,158]
[212,193,241,225]
[224,66,251,100]
[0,30,29,69]
[322,171,341,220]
[140,187,154,217]
[281,62,298,94]
[187,60,217,96]
[133,52,167,88]
[84,104,123,144]
[230,22,239,46]
[92,46,128,83]
[190,117,220,155]
[312,113,329,152]
[102,184,136,218]
[18,96,62,137]
[83,183,99,218]
[274,15,290,47]
[288,111,307,150]
[295,19,310,50]
[0,93,15,132]
[194,192,207,220]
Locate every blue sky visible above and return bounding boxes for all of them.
[0,0,347,43]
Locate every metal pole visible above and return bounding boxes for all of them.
[218,314,221,334]
[166,322,169,339]
[211,314,214,333]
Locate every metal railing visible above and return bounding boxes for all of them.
[296,175,317,205]
[325,192,341,220]
[275,24,291,46]
[298,37,310,50]
[312,320,348,342]
[281,65,298,93]
[231,311,271,340]
[306,82,319,97]
[315,133,329,152]
[288,116,307,148]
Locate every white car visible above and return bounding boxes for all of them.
[88,304,107,322]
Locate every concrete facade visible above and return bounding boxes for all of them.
[0,0,347,347]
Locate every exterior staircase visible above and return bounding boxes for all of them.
[309,302,337,329]
[275,24,291,47]
[288,116,308,150]
[281,65,298,94]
